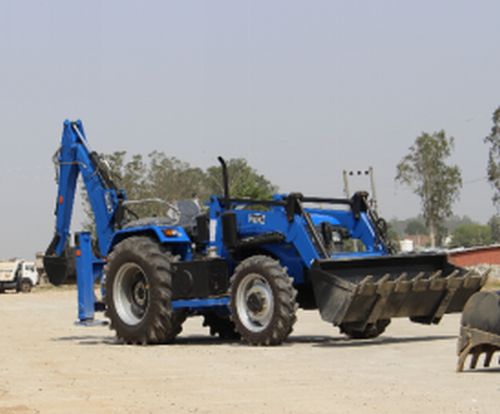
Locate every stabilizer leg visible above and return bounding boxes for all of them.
[75,232,106,325]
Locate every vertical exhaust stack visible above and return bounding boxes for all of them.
[218,156,230,208]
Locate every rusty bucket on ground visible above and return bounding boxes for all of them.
[457,290,500,372]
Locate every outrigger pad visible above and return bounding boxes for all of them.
[309,254,487,329]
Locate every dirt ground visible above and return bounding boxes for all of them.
[1,288,498,414]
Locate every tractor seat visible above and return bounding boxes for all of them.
[123,199,202,230]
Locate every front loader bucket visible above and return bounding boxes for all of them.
[309,254,486,330]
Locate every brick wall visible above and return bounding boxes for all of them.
[448,246,500,267]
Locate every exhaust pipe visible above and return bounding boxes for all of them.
[217,156,230,208]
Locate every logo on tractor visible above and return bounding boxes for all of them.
[248,214,265,225]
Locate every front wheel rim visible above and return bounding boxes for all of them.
[235,273,274,333]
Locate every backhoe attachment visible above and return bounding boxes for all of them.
[44,236,75,285]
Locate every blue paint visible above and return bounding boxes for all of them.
[172,297,231,310]
[75,232,105,321]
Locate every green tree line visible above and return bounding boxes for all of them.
[83,152,277,227]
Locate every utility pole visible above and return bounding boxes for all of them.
[342,167,378,213]
[342,170,350,198]
[368,166,378,213]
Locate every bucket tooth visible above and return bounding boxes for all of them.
[367,274,395,324]
[429,271,445,291]
[429,270,442,280]
[394,273,410,293]
[375,274,391,292]
[359,275,373,284]
[463,272,481,289]
[445,270,463,291]
[446,269,460,281]
[357,276,376,296]
[376,273,391,285]
[413,272,425,281]
[480,267,492,286]
[412,272,429,292]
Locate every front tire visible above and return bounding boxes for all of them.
[229,256,298,346]
[105,236,185,344]
[18,279,32,293]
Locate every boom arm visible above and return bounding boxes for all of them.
[44,120,125,284]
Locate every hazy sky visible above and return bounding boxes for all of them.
[1,1,499,258]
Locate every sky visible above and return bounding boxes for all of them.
[0,0,499,258]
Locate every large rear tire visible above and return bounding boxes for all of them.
[229,255,298,346]
[339,319,391,339]
[105,236,185,344]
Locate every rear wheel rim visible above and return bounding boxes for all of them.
[113,263,149,326]
[236,273,274,333]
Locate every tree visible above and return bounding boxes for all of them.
[485,106,500,209]
[404,219,427,235]
[386,225,401,253]
[205,158,277,199]
[445,215,474,234]
[488,215,500,243]
[82,152,278,228]
[451,223,492,248]
[146,151,210,202]
[395,130,462,248]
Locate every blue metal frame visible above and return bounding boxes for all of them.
[54,120,122,257]
[75,232,105,321]
[207,195,388,285]
[172,297,231,310]
[52,120,196,321]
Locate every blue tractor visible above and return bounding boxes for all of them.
[44,120,486,345]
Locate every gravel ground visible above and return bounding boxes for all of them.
[0,288,499,414]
